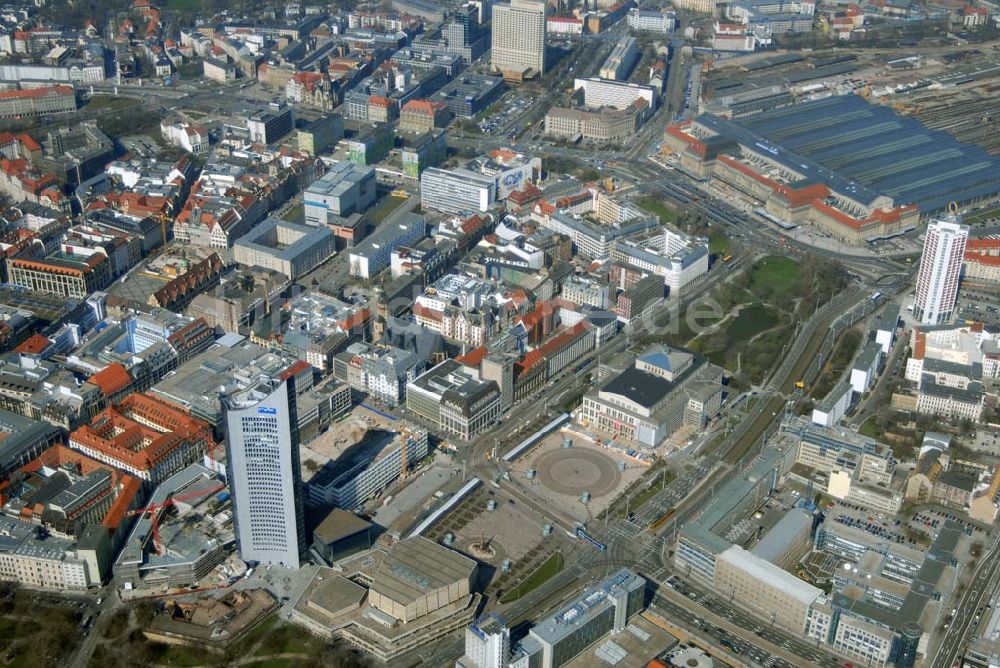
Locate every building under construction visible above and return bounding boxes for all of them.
[115,463,234,591]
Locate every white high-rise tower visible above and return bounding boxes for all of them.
[913,208,968,325]
[457,614,510,668]
[491,0,547,78]
[225,377,306,568]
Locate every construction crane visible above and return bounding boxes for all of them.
[127,480,226,555]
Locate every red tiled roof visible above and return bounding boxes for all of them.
[0,85,73,100]
[88,363,132,397]
[279,359,312,381]
[413,302,444,322]
[664,123,707,157]
[456,346,488,368]
[538,322,590,357]
[15,333,50,355]
[401,98,446,115]
[967,238,1000,252]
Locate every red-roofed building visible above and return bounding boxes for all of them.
[286,71,338,111]
[0,158,67,213]
[0,85,76,118]
[15,333,54,358]
[368,95,399,123]
[507,182,543,212]
[87,363,134,404]
[515,301,556,344]
[538,322,595,377]
[68,393,216,484]
[964,238,1000,284]
[400,99,450,133]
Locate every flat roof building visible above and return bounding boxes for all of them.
[349,212,427,279]
[304,161,377,225]
[518,569,645,668]
[369,535,477,624]
[406,359,501,440]
[233,218,336,281]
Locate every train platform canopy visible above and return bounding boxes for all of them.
[695,94,1000,214]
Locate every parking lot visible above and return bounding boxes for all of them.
[826,500,920,547]
[478,93,536,137]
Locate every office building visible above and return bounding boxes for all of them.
[224,378,306,568]
[0,85,76,118]
[304,161,377,225]
[306,426,429,508]
[0,410,72,478]
[599,37,639,81]
[420,167,496,214]
[627,8,677,32]
[297,114,344,156]
[492,0,547,78]
[611,234,708,294]
[458,614,511,668]
[233,218,336,281]
[714,545,823,634]
[544,105,649,143]
[401,130,447,180]
[346,124,394,166]
[406,359,501,439]
[515,569,645,668]
[443,3,489,61]
[433,74,505,118]
[913,214,968,325]
[574,78,657,111]
[349,213,427,279]
[246,102,295,145]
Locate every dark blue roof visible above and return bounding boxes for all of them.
[698,94,1000,213]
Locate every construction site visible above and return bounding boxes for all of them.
[115,463,237,594]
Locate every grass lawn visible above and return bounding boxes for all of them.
[748,256,801,296]
[726,304,780,345]
[966,203,1000,225]
[859,417,881,439]
[500,552,564,603]
[282,205,304,223]
[84,96,139,112]
[166,0,201,11]
[365,194,407,226]
[709,234,731,255]
[154,644,219,667]
[637,197,676,225]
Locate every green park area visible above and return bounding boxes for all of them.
[681,255,846,387]
[166,0,201,13]
[809,328,864,400]
[88,604,355,668]
[637,197,677,225]
[0,588,84,666]
[499,552,564,604]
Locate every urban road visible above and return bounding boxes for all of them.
[931,532,1000,668]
